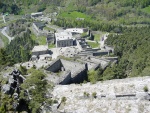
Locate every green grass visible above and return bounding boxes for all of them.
[59,11,91,20]
[0,33,9,47]
[87,42,99,48]
[93,32,107,41]
[142,5,150,14]
[30,33,46,45]
[48,43,55,48]
[37,36,47,45]
[30,34,37,41]
[94,34,100,41]
[44,27,55,32]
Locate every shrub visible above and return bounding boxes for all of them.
[83,92,90,97]
[143,86,148,92]
[61,97,67,103]
[19,65,27,75]
[92,92,97,98]
[53,100,58,104]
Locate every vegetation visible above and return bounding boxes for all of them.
[61,97,67,103]
[0,33,9,47]
[104,27,150,78]
[59,11,91,20]
[92,92,97,98]
[19,65,27,75]
[48,43,55,48]
[0,94,14,112]
[20,70,48,112]
[44,26,55,32]
[93,34,100,41]
[83,92,90,97]
[0,1,20,14]
[88,68,103,83]
[5,31,36,63]
[142,5,150,14]
[87,41,99,48]
[38,36,47,45]
[143,86,149,92]
[87,26,150,82]
[0,48,14,69]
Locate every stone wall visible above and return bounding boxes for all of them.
[76,40,83,51]
[71,64,88,83]
[46,59,63,72]
[56,39,74,47]
[46,59,88,84]
[93,51,109,56]
[32,50,49,56]
[59,71,71,85]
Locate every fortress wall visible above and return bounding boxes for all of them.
[93,51,109,56]
[46,59,62,72]
[71,66,87,83]
[32,50,49,56]
[59,72,72,85]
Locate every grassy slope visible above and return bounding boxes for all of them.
[142,5,150,14]
[87,42,99,48]
[0,33,9,47]
[59,11,91,20]
[57,1,150,25]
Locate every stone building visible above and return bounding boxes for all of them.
[32,22,46,34]
[31,45,52,60]
[65,28,88,34]
[55,31,74,47]
[45,59,88,84]
[31,12,43,18]
[47,33,55,44]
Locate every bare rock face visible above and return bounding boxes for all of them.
[51,76,150,113]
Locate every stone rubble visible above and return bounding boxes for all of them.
[51,76,150,113]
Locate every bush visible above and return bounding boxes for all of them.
[61,97,67,103]
[92,92,97,98]
[83,92,90,97]
[53,100,58,104]
[143,86,149,92]
[19,65,27,75]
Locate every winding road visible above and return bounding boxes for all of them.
[1,27,14,43]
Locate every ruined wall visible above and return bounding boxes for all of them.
[71,66,88,83]
[32,50,49,56]
[46,59,62,72]
[76,40,83,51]
[59,71,71,85]
[93,51,109,56]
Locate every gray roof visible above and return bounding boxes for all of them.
[33,22,45,28]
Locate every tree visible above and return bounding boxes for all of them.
[20,70,47,113]
[19,65,27,75]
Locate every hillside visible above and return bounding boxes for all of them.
[103,27,150,79]
[0,1,150,113]
[1,0,150,25]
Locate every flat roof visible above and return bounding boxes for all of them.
[31,12,43,15]
[39,54,51,60]
[33,22,45,28]
[55,31,73,41]
[32,45,48,52]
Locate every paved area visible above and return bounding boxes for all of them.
[50,46,80,59]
